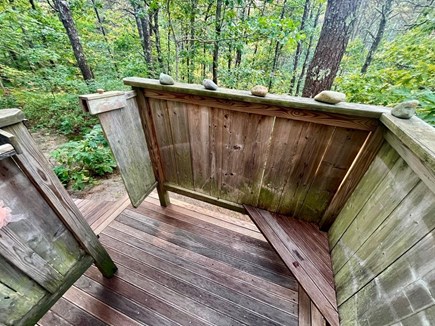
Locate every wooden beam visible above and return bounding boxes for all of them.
[4,123,117,278]
[164,183,246,213]
[0,109,25,128]
[0,143,16,160]
[124,77,389,118]
[381,113,435,173]
[320,126,385,230]
[134,88,170,207]
[142,89,379,131]
[385,131,435,194]
[79,91,127,115]
[16,256,93,326]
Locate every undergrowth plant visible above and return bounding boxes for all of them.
[50,125,117,190]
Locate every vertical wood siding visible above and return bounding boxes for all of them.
[329,141,435,325]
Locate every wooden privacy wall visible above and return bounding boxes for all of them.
[146,93,372,224]
[329,132,435,325]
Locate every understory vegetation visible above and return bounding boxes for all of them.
[0,0,433,190]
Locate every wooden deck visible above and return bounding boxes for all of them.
[38,193,326,325]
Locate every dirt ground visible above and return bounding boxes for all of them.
[31,131,249,221]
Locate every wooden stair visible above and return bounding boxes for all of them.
[244,205,339,326]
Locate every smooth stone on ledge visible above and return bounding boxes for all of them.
[251,85,268,97]
[159,73,175,85]
[391,100,419,119]
[314,90,346,104]
[203,79,218,90]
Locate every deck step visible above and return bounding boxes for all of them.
[244,205,339,326]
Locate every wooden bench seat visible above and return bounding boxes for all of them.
[244,205,339,326]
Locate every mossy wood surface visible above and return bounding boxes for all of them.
[329,140,435,325]
[96,93,156,207]
[144,94,371,224]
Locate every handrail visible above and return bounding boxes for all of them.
[124,77,389,118]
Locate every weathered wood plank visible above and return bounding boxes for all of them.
[62,286,142,326]
[244,206,339,326]
[149,98,178,184]
[277,123,336,221]
[18,255,93,326]
[311,301,326,326]
[0,282,35,325]
[338,229,435,325]
[297,128,368,222]
[0,158,83,276]
[3,123,117,277]
[328,142,400,249]
[331,156,420,274]
[320,126,385,230]
[124,77,388,119]
[48,298,107,326]
[97,94,156,207]
[164,183,246,212]
[257,118,308,211]
[0,143,16,159]
[299,286,311,326]
[187,104,212,193]
[0,109,25,128]
[135,90,170,206]
[208,107,224,198]
[335,181,435,305]
[79,91,127,115]
[166,101,194,188]
[38,310,73,326]
[142,89,380,131]
[102,221,297,299]
[381,113,435,173]
[385,130,435,194]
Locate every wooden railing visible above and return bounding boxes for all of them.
[81,77,435,325]
[82,78,388,228]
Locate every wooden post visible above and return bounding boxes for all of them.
[3,119,117,278]
[133,87,170,207]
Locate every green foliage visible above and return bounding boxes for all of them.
[336,22,435,125]
[50,125,117,190]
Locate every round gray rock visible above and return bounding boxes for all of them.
[314,91,346,104]
[391,100,419,119]
[251,85,268,97]
[203,79,218,91]
[159,73,175,85]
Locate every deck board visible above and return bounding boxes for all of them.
[41,194,330,325]
[244,205,335,326]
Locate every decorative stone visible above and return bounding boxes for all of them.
[159,73,175,85]
[391,100,419,119]
[96,88,104,94]
[251,85,268,97]
[203,79,218,91]
[314,90,346,104]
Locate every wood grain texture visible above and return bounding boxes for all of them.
[143,89,380,131]
[381,113,435,173]
[97,93,156,207]
[299,286,311,326]
[3,122,117,278]
[0,143,16,159]
[245,206,339,326]
[135,89,170,206]
[385,130,435,193]
[124,77,388,118]
[320,126,385,230]
[0,109,25,128]
[79,91,127,115]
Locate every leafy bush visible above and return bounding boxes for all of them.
[51,125,117,190]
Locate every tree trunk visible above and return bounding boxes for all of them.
[361,0,393,73]
[268,0,287,91]
[302,0,361,97]
[296,4,321,95]
[289,0,311,94]
[187,0,197,83]
[212,0,223,84]
[54,0,94,81]
[90,0,118,75]
[150,7,164,71]
[131,1,152,69]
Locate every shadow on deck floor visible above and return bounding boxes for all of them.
[38,192,324,326]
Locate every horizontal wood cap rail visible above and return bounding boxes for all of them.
[124,77,389,119]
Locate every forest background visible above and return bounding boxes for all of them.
[1,0,434,191]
